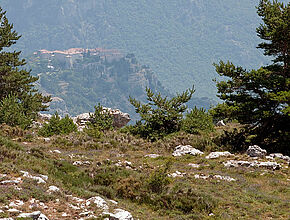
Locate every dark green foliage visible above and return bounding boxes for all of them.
[129,87,195,141]
[0,7,50,128]
[85,104,114,138]
[209,102,236,122]
[39,112,77,137]
[0,94,31,129]
[212,0,290,154]
[181,107,214,134]
[90,163,216,216]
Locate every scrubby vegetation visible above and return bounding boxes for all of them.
[85,104,114,138]
[39,113,77,137]
[0,123,289,219]
[128,87,191,140]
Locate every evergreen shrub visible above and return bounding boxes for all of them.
[39,112,77,137]
[128,87,194,141]
[84,103,114,138]
[181,107,214,134]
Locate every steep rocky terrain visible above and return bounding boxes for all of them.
[26,49,169,118]
[26,49,213,119]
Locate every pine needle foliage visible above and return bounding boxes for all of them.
[182,107,214,135]
[85,103,114,138]
[39,112,77,137]
[212,0,289,154]
[0,7,51,128]
[129,86,195,141]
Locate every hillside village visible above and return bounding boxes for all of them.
[35,48,123,69]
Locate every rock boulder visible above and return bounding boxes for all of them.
[246,145,267,158]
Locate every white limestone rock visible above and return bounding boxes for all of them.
[79,211,94,217]
[73,108,131,131]
[193,174,236,182]
[43,137,51,142]
[73,161,91,166]
[269,153,290,163]
[246,145,267,158]
[115,160,133,169]
[216,120,226,126]
[86,196,109,210]
[194,174,209,180]
[18,211,42,219]
[1,178,21,185]
[188,163,200,168]
[52,149,61,154]
[168,171,186,178]
[9,200,24,208]
[38,213,49,220]
[223,160,281,170]
[206,151,233,159]
[103,209,134,220]
[38,113,52,121]
[20,171,46,184]
[257,161,281,170]
[172,145,204,157]
[47,186,60,193]
[214,175,236,182]
[145,154,160,158]
[7,208,21,213]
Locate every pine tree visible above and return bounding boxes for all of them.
[129,86,195,141]
[0,7,50,128]
[212,0,289,154]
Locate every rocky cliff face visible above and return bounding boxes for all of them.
[26,49,170,119]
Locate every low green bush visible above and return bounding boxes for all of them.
[181,107,214,134]
[147,165,171,193]
[39,112,77,137]
[85,103,114,138]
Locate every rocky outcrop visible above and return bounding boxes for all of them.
[246,145,267,158]
[172,145,204,157]
[103,209,134,220]
[223,160,281,170]
[268,153,290,163]
[206,151,233,159]
[72,107,131,130]
[37,107,131,131]
[18,211,49,220]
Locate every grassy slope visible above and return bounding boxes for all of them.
[0,125,289,219]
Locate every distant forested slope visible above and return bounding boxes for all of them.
[26,50,213,118]
[1,0,280,99]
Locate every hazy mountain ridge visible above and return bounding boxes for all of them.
[27,48,214,119]
[1,0,273,99]
[26,49,160,117]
